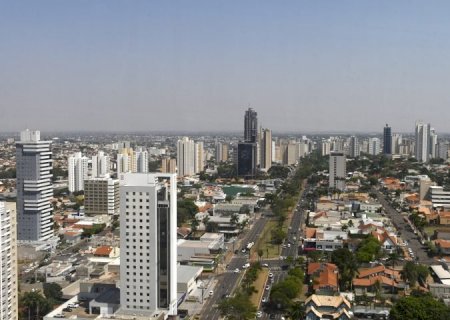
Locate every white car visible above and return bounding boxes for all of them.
[287,244,291,248]
[265,285,270,290]
[242,263,250,269]
[234,268,240,273]
[262,263,269,268]
[268,273,274,278]
[209,290,214,296]
[262,297,267,303]
[256,311,263,318]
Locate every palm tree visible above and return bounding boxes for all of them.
[287,301,305,320]
[230,213,239,227]
[388,251,401,269]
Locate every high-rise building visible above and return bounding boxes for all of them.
[237,142,257,177]
[84,178,120,215]
[215,142,229,163]
[348,136,360,158]
[133,147,149,173]
[177,137,195,177]
[0,202,18,320]
[119,173,177,318]
[368,138,381,156]
[244,108,258,143]
[260,128,272,170]
[429,128,438,160]
[383,124,392,155]
[329,152,346,191]
[194,142,205,174]
[321,140,331,156]
[68,152,89,192]
[16,130,53,241]
[438,142,449,160]
[161,158,177,174]
[92,151,110,178]
[391,133,402,155]
[415,121,431,162]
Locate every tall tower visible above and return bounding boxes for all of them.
[260,128,272,170]
[68,152,89,192]
[244,108,258,143]
[349,136,360,158]
[15,130,53,241]
[329,152,346,191]
[119,173,177,318]
[177,137,195,177]
[383,124,392,155]
[194,141,205,174]
[415,121,430,162]
[92,151,110,178]
[0,202,18,320]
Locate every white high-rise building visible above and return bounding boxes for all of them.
[415,121,431,163]
[119,173,177,318]
[329,152,346,191]
[68,152,89,192]
[194,142,204,174]
[0,202,18,320]
[321,140,331,156]
[117,153,131,175]
[368,138,381,155]
[429,128,438,160]
[133,148,149,173]
[391,133,402,155]
[16,130,54,241]
[177,137,195,177]
[92,151,110,178]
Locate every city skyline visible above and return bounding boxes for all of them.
[2,1,450,132]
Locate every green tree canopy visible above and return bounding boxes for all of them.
[217,292,257,320]
[390,294,450,320]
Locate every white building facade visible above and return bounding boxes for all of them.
[68,152,89,192]
[119,173,177,318]
[0,202,18,320]
[177,137,195,177]
[15,130,54,242]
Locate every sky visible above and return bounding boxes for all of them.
[1,1,450,133]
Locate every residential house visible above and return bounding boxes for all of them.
[307,263,339,295]
[305,294,352,320]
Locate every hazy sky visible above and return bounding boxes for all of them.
[2,1,450,133]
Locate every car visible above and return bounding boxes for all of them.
[67,303,79,308]
[242,249,246,253]
[256,311,263,318]
[265,285,270,290]
[262,263,269,267]
[62,307,72,312]
[262,297,267,303]
[287,244,291,248]
[268,273,273,278]
[242,263,250,269]
[234,268,240,273]
[209,290,214,296]
[54,314,65,319]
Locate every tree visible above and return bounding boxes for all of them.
[206,221,220,233]
[401,261,430,287]
[271,228,286,245]
[355,235,382,263]
[217,292,257,320]
[287,301,305,320]
[331,248,359,291]
[230,213,239,227]
[387,251,401,269]
[190,219,199,233]
[390,294,450,320]
[258,249,263,261]
[43,282,63,301]
[20,290,53,319]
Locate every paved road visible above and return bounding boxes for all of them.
[374,189,434,264]
[201,216,269,320]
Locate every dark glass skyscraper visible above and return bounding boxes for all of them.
[238,108,258,177]
[244,108,258,143]
[383,124,392,155]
